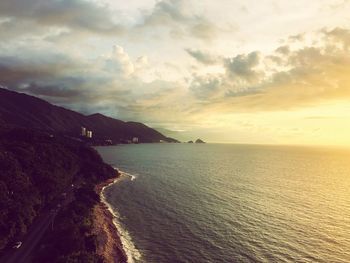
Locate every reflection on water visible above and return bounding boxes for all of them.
[97,144,350,263]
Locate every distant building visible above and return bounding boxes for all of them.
[132,137,139,143]
[87,131,93,138]
[81,127,87,137]
[105,139,113,145]
[81,127,93,138]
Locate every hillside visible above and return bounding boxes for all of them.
[0,127,118,262]
[0,88,178,144]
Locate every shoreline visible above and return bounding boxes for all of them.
[93,171,128,263]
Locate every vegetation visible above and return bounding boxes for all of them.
[33,187,104,263]
[0,127,116,262]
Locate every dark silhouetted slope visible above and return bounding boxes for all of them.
[0,88,178,143]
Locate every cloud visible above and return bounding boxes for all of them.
[275,45,290,55]
[224,52,262,83]
[329,0,350,10]
[21,82,84,98]
[288,33,305,42]
[0,0,221,55]
[0,0,124,35]
[138,0,218,40]
[185,49,219,64]
[323,27,350,49]
[189,19,217,40]
[0,46,138,109]
[141,0,189,25]
[190,74,222,99]
[2,21,350,129]
[0,18,49,39]
[0,44,187,122]
[184,27,350,115]
[188,51,264,102]
[0,55,76,89]
[105,45,135,77]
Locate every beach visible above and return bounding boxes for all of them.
[93,172,128,263]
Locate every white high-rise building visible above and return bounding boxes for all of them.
[87,131,93,138]
[81,127,86,136]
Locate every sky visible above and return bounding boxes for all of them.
[1,0,350,146]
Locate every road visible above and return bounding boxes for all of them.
[0,189,74,263]
[0,210,57,263]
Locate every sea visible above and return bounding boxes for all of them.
[96,143,350,263]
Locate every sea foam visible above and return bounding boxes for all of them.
[101,168,141,263]
[120,170,137,181]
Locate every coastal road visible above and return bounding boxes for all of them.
[0,189,74,263]
[0,210,58,263]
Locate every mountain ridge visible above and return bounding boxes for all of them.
[0,88,178,143]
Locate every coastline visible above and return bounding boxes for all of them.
[93,171,128,263]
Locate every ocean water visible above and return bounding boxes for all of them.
[96,144,350,263]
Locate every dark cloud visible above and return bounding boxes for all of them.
[0,52,107,112]
[0,52,180,123]
[0,0,220,44]
[19,82,83,98]
[0,60,55,89]
[0,54,81,89]
[0,0,124,35]
[0,18,48,39]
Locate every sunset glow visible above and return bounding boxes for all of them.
[1,0,350,146]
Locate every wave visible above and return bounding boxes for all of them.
[120,170,137,181]
[102,168,141,263]
[113,167,137,181]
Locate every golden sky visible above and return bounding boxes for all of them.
[0,0,350,146]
